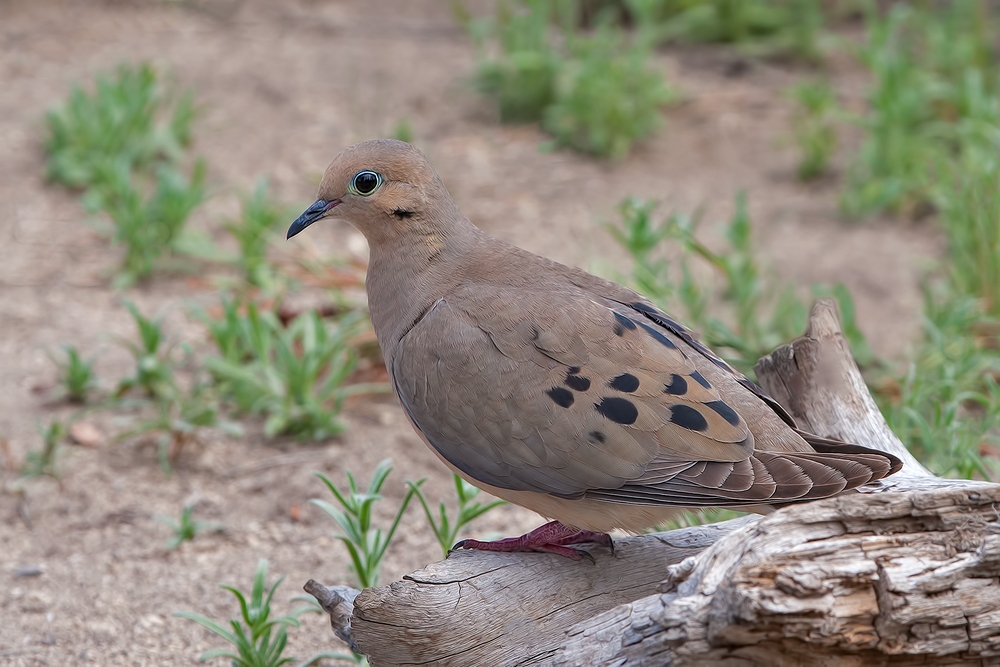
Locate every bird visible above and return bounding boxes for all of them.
[287,139,901,559]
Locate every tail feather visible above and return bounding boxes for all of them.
[583,431,901,507]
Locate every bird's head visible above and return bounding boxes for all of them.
[287,139,451,244]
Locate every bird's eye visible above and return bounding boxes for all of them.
[349,170,382,196]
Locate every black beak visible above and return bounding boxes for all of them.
[287,199,339,239]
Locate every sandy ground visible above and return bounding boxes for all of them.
[0,1,944,664]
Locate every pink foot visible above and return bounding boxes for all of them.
[452,521,614,560]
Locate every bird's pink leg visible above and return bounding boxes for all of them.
[452,520,613,560]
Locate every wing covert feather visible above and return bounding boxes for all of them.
[392,285,758,499]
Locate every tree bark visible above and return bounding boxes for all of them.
[308,299,1000,666]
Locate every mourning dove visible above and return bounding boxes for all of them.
[288,139,901,558]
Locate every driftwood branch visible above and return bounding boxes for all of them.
[351,517,755,665]
[556,484,1000,666]
[307,299,1000,665]
[302,580,360,653]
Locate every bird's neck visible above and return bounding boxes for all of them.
[365,214,488,364]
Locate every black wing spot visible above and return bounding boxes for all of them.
[669,404,708,432]
[705,400,741,426]
[630,301,658,316]
[630,301,685,332]
[547,387,574,408]
[588,430,606,444]
[636,321,678,350]
[596,397,639,425]
[664,374,688,395]
[565,370,591,392]
[690,371,712,389]
[609,373,640,393]
[613,312,637,335]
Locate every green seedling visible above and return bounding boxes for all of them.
[543,24,676,159]
[122,386,238,473]
[650,0,827,62]
[224,180,287,288]
[50,345,98,403]
[203,304,387,440]
[21,421,66,480]
[467,0,676,157]
[669,194,810,371]
[876,287,1000,480]
[843,0,1000,218]
[158,505,224,550]
[604,197,679,302]
[609,195,871,375]
[936,160,1000,317]
[44,62,205,284]
[311,460,420,588]
[787,79,838,180]
[176,559,331,667]
[197,297,257,365]
[408,474,506,557]
[117,301,175,400]
[90,160,207,286]
[471,0,561,123]
[44,62,193,192]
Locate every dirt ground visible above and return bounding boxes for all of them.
[0,1,945,665]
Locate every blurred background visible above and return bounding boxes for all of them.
[2,0,999,664]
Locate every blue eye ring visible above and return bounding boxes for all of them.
[349,170,383,196]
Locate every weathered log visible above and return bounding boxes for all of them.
[555,484,1000,666]
[303,580,360,653]
[307,299,1000,666]
[351,517,754,665]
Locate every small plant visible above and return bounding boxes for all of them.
[117,301,175,400]
[609,194,872,374]
[197,298,251,366]
[604,197,678,302]
[176,559,331,667]
[311,460,420,588]
[876,286,1000,480]
[21,421,66,479]
[44,62,206,283]
[649,0,827,62]
[122,386,237,472]
[44,62,193,192]
[224,180,287,288]
[203,304,386,440]
[467,0,674,157]
[471,0,561,123]
[51,345,98,403]
[936,160,1000,317]
[787,79,837,180]
[158,505,223,549]
[669,194,809,370]
[543,25,676,159]
[843,0,1000,218]
[408,474,506,557]
[90,160,207,286]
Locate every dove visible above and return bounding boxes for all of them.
[288,139,901,559]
